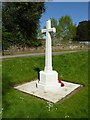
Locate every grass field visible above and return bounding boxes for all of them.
[2,51,88,118]
[0,58,2,119]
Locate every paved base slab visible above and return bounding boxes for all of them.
[14,80,81,103]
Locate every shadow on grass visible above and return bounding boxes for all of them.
[2,74,13,96]
[2,74,14,115]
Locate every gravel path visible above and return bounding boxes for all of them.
[0,51,78,59]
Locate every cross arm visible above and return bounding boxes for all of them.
[42,27,56,33]
[48,28,56,33]
[41,29,47,33]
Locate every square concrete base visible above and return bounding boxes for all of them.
[14,80,81,103]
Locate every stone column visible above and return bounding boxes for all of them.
[44,20,52,72]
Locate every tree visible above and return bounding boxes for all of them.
[49,16,76,44]
[37,25,43,39]
[58,16,76,42]
[74,21,90,41]
[2,2,45,50]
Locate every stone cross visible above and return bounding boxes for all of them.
[37,19,58,91]
[42,19,56,72]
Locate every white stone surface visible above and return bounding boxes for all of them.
[14,80,81,103]
[37,19,58,90]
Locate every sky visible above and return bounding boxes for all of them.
[40,2,88,29]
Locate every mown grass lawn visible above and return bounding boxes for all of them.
[2,51,88,118]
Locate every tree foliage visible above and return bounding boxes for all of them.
[50,16,76,44]
[37,24,43,39]
[58,16,76,41]
[74,21,90,41]
[2,2,45,50]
